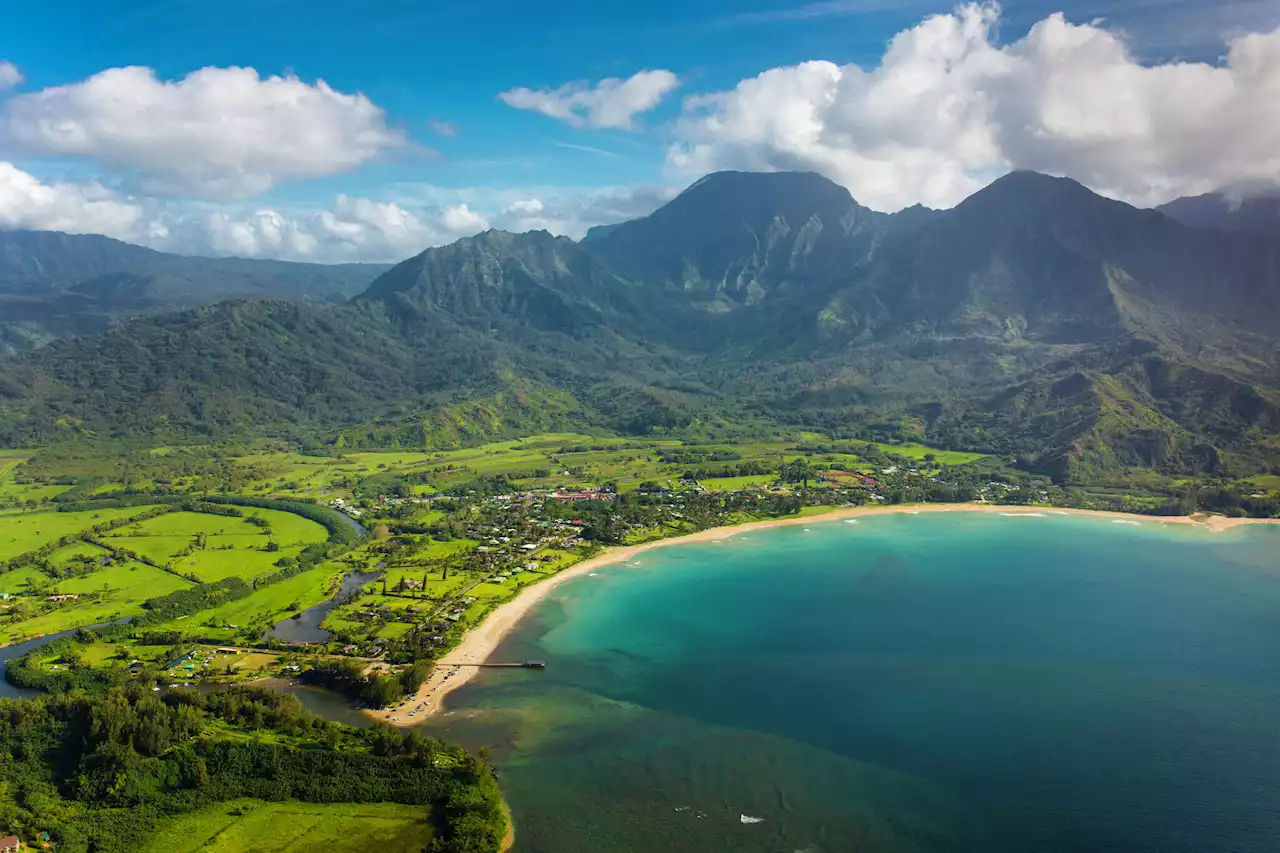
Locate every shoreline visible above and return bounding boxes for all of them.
[372,504,1277,726]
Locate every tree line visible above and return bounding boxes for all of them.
[0,684,505,852]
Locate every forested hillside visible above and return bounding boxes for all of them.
[2,170,1278,484]
[0,230,387,355]
[0,684,505,853]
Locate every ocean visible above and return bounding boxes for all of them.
[427,512,1280,853]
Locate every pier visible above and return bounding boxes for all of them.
[441,660,546,669]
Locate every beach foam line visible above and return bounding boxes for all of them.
[843,519,860,525]
[1000,512,1046,517]
[1112,519,1141,525]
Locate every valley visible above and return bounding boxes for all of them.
[1,169,1278,853]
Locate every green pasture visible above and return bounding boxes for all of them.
[138,799,433,853]
[701,474,777,491]
[858,441,987,465]
[1246,474,1280,492]
[0,506,163,562]
[376,622,413,640]
[47,541,114,567]
[178,564,346,633]
[0,561,190,643]
[102,509,328,581]
[0,565,49,594]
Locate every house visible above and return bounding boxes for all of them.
[0,834,20,852]
[47,594,79,602]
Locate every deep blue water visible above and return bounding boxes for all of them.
[428,513,1280,853]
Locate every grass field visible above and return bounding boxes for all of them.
[103,510,329,582]
[139,799,433,853]
[0,565,49,594]
[219,433,985,499]
[858,441,987,465]
[1,560,191,643]
[0,506,163,562]
[701,474,777,491]
[1246,475,1280,492]
[47,540,114,567]
[178,564,347,635]
[376,622,413,640]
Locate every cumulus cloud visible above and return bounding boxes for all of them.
[0,65,407,198]
[668,3,1280,210]
[0,161,147,236]
[404,183,678,237]
[0,161,671,262]
[0,61,22,91]
[499,70,679,130]
[0,161,490,263]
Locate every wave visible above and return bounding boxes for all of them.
[1112,519,1141,526]
[1000,512,1046,517]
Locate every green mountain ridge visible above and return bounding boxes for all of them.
[2,170,1278,484]
[0,229,390,356]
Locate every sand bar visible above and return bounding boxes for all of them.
[372,504,1277,725]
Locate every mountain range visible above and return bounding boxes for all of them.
[1,170,1278,484]
[0,230,388,354]
[1158,189,1280,237]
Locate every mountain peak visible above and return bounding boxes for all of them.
[966,170,1094,202]
[581,169,882,300]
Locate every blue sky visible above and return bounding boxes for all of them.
[0,0,1277,261]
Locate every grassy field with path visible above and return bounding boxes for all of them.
[138,799,433,853]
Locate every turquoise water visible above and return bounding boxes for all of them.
[429,514,1280,853]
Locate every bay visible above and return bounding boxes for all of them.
[428,513,1280,853]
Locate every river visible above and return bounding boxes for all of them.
[0,618,130,700]
[264,570,383,643]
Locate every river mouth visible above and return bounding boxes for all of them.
[264,570,382,644]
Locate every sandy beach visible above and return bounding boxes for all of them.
[371,504,1277,726]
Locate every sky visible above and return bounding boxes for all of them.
[1,0,1279,263]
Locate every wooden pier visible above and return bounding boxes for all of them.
[441,660,546,669]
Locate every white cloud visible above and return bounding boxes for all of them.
[499,70,679,130]
[440,203,490,233]
[0,161,671,263]
[0,161,485,263]
[0,61,22,91]
[668,3,1280,210]
[505,198,544,216]
[427,117,459,137]
[0,161,147,236]
[0,65,408,198]
[400,183,678,237]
